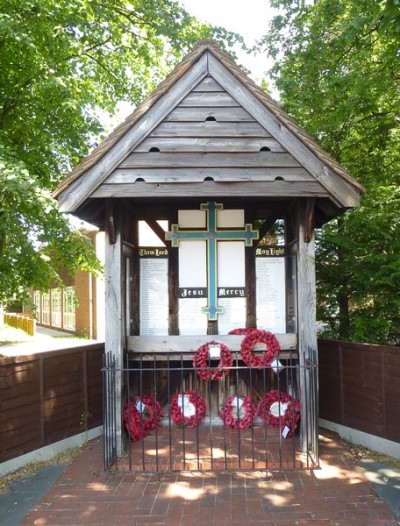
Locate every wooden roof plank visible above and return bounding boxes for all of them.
[91,180,329,199]
[165,106,255,122]
[149,121,271,138]
[119,152,302,169]
[134,137,284,153]
[107,167,314,183]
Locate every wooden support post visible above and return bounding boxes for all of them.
[104,209,123,455]
[296,199,318,454]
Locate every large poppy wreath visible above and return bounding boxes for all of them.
[123,395,162,442]
[193,340,233,381]
[220,395,257,429]
[239,329,281,368]
[170,390,207,428]
[258,389,300,437]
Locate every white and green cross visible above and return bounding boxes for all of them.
[166,201,259,321]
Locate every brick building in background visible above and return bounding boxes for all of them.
[26,225,105,340]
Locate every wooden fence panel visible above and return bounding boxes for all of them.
[0,343,104,463]
[4,313,36,336]
[0,358,42,460]
[385,348,400,442]
[318,339,400,443]
[87,348,104,427]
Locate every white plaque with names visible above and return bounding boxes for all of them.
[256,256,286,333]
[139,257,169,335]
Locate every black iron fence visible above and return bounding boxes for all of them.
[103,351,318,472]
[102,352,118,470]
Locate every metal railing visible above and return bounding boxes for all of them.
[103,351,318,472]
[102,352,118,470]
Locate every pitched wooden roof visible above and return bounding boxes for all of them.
[54,40,364,223]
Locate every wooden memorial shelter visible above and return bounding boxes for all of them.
[55,41,363,471]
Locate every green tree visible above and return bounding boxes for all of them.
[258,0,400,344]
[0,0,241,306]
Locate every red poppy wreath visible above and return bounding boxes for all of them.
[170,391,207,428]
[123,395,162,442]
[220,395,257,429]
[258,389,300,437]
[193,340,233,381]
[228,328,257,336]
[240,329,280,368]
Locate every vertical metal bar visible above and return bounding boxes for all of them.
[249,365,255,469]
[112,354,117,470]
[180,352,186,469]
[315,357,319,467]
[207,369,214,469]
[223,355,229,470]
[153,354,159,472]
[103,352,117,471]
[167,353,173,470]
[194,364,201,470]
[276,363,283,468]
[102,353,107,470]
[262,358,268,470]
[290,362,296,468]
[304,361,310,469]
[126,353,132,471]
[104,352,109,470]
[140,353,145,471]
[235,356,241,469]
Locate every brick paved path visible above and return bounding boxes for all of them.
[23,429,399,526]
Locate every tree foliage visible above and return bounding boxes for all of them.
[259,0,400,344]
[0,0,241,305]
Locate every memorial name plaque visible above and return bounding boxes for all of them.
[139,249,169,335]
[256,247,286,333]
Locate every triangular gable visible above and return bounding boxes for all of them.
[55,40,364,214]
[96,75,316,194]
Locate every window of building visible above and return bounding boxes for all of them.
[33,290,41,320]
[51,288,62,327]
[63,286,76,330]
[42,292,50,325]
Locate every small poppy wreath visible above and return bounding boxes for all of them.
[220,395,257,429]
[170,391,207,428]
[193,340,233,381]
[240,329,280,368]
[258,389,300,437]
[123,395,162,442]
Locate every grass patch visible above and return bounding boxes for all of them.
[343,440,400,471]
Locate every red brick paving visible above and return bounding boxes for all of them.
[118,426,308,472]
[22,429,399,526]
